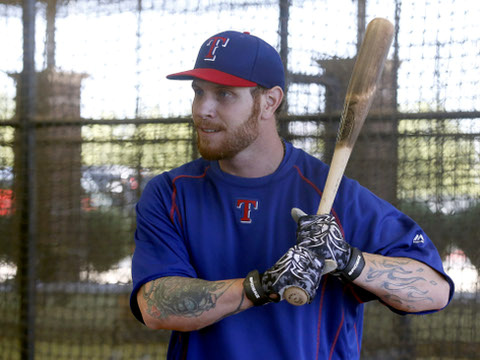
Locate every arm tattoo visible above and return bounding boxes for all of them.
[364,259,434,309]
[216,296,246,323]
[142,277,237,320]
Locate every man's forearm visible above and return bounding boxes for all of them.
[353,253,450,313]
[137,276,253,331]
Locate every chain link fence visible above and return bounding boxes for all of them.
[0,0,479,359]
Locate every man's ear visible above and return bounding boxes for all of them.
[262,86,284,118]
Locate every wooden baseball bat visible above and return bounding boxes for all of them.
[284,18,394,306]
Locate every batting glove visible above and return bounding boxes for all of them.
[291,208,365,282]
[243,245,325,306]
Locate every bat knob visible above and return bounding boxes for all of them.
[284,286,309,306]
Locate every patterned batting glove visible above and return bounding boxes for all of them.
[291,208,365,282]
[243,245,325,306]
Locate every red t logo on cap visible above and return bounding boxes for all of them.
[204,36,230,61]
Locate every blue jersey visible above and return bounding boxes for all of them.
[130,141,453,360]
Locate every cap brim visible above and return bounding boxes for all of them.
[167,68,257,87]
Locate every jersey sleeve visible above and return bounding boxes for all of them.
[335,177,455,315]
[129,174,197,324]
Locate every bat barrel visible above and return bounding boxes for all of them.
[337,17,394,148]
[316,17,394,216]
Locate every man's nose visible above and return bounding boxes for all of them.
[193,95,216,118]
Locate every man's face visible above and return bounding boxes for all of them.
[191,80,261,160]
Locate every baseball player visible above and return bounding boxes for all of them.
[130,31,454,360]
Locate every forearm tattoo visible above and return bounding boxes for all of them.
[364,258,436,310]
[142,277,239,320]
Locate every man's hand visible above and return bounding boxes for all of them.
[291,208,365,282]
[243,245,325,305]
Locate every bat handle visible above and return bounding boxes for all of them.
[283,261,338,306]
[284,286,309,306]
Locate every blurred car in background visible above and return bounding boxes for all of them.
[0,165,155,215]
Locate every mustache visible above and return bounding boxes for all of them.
[193,118,226,131]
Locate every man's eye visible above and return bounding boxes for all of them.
[218,90,232,99]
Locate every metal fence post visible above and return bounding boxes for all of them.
[278,0,290,139]
[18,0,37,359]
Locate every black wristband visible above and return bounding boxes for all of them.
[243,270,274,306]
[339,247,365,282]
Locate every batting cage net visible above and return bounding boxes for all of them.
[0,0,479,359]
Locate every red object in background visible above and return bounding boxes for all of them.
[129,177,138,190]
[81,197,96,212]
[0,189,14,216]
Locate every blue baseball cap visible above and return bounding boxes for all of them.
[167,31,285,90]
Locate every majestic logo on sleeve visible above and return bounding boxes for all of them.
[204,36,230,61]
[413,233,425,245]
[236,199,258,224]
